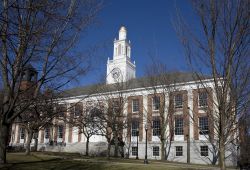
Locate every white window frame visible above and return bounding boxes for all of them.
[20,127,25,139]
[152,119,160,136]
[45,127,50,139]
[175,117,184,135]
[58,125,64,139]
[112,101,120,114]
[152,96,160,111]
[200,146,209,156]
[58,104,66,117]
[152,146,160,156]
[131,119,139,136]
[131,146,138,156]
[74,104,82,117]
[175,146,183,156]
[199,116,209,135]
[199,92,208,108]
[132,99,139,113]
[174,94,183,109]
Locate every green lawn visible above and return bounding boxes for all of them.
[0,152,230,170]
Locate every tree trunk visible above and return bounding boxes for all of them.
[34,137,38,152]
[219,139,226,170]
[25,131,33,155]
[166,139,172,160]
[107,142,111,159]
[86,137,89,156]
[161,139,166,160]
[0,123,10,164]
[114,135,118,157]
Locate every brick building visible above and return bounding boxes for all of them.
[9,26,237,166]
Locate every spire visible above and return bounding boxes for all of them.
[119,26,127,40]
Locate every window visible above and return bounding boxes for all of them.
[153,146,160,156]
[176,146,183,156]
[132,147,138,156]
[20,128,25,139]
[113,101,120,113]
[200,146,209,156]
[58,105,66,117]
[153,119,160,136]
[199,117,209,135]
[152,96,160,110]
[58,125,64,139]
[199,92,208,107]
[131,120,139,136]
[175,94,183,108]
[74,104,82,117]
[45,128,50,139]
[132,99,139,112]
[175,117,184,135]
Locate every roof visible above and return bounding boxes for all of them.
[60,72,211,98]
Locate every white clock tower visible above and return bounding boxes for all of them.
[106,26,136,84]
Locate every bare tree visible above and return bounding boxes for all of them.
[69,102,100,156]
[95,80,131,158]
[18,90,58,155]
[238,108,250,168]
[141,61,183,161]
[175,1,249,169]
[0,0,101,163]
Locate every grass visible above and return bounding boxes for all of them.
[0,152,233,170]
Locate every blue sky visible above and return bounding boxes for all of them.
[71,0,198,87]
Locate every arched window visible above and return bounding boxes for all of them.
[118,44,121,55]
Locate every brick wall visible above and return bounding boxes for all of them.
[193,88,214,140]
[147,93,164,141]
[169,90,189,141]
[127,95,143,141]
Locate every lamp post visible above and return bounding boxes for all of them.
[144,124,148,164]
[187,107,191,164]
[136,128,139,159]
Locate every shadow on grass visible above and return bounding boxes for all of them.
[1,159,107,170]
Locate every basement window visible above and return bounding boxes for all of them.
[153,146,159,156]
[132,147,138,156]
[176,146,183,156]
[200,146,209,156]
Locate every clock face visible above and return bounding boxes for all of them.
[111,68,121,80]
